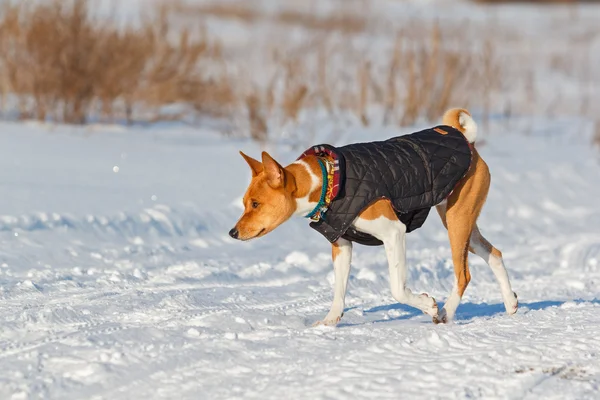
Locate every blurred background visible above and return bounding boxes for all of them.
[0,0,599,146]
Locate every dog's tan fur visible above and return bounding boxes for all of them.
[331,240,342,261]
[235,152,299,240]
[357,198,397,221]
[233,108,517,324]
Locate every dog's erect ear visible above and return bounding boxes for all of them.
[239,151,263,177]
[261,151,285,188]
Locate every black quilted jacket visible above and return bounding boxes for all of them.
[310,126,472,246]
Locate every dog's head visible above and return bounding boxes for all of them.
[229,151,297,241]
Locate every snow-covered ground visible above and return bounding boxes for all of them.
[0,115,599,399]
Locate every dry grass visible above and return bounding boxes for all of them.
[179,1,368,34]
[0,0,234,124]
[274,10,367,34]
[246,94,267,142]
[256,23,496,131]
[395,25,474,126]
[232,20,502,139]
[0,0,516,142]
[473,0,579,3]
[0,0,596,146]
[593,120,600,148]
[182,2,260,23]
[357,61,370,126]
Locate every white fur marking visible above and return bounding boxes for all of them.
[316,238,352,326]
[459,112,478,144]
[489,254,518,314]
[353,216,438,317]
[292,160,320,216]
[441,277,461,322]
[470,235,518,315]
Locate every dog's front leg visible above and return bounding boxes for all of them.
[314,238,352,327]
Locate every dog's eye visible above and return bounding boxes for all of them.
[251,201,260,209]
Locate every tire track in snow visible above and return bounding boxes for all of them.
[0,285,334,362]
[0,321,129,359]
[65,291,339,399]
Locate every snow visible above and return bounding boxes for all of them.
[0,115,599,399]
[1,0,600,397]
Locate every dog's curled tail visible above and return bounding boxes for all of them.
[442,108,478,144]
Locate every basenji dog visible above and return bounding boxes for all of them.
[229,108,518,326]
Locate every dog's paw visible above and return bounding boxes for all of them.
[505,292,518,315]
[312,312,343,327]
[312,316,341,327]
[432,308,449,324]
[421,294,439,318]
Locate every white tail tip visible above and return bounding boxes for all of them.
[458,111,478,144]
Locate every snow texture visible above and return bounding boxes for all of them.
[0,116,599,399]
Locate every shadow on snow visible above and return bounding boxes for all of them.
[337,299,600,327]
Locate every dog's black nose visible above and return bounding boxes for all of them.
[229,228,239,239]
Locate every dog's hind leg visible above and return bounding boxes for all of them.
[436,158,518,320]
[435,205,475,323]
[434,150,489,324]
[470,226,518,315]
[314,238,352,326]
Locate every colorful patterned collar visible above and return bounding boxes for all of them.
[298,145,341,222]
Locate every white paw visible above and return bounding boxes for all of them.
[420,293,439,318]
[432,308,448,324]
[312,312,343,327]
[312,316,341,327]
[505,292,518,315]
